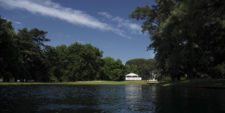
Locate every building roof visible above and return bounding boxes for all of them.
[125,73,138,77]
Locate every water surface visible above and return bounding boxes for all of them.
[0,85,225,113]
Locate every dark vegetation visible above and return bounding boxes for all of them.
[131,0,225,80]
[1,0,225,82]
[0,17,156,82]
[125,58,158,80]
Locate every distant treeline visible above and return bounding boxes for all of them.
[0,17,156,82]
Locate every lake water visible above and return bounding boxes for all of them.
[0,85,225,113]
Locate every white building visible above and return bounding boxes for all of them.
[125,73,142,80]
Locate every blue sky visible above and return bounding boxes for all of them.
[0,0,155,63]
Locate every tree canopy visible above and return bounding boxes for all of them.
[131,0,225,80]
[126,58,157,80]
[100,57,126,81]
[0,17,129,82]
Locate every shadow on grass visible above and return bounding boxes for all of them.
[155,79,225,89]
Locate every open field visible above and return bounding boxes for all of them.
[1,79,225,89]
[0,80,151,86]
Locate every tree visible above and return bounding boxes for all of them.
[101,57,126,81]
[125,65,139,75]
[131,0,225,80]
[66,43,103,81]
[0,17,19,82]
[0,17,129,82]
[16,28,50,81]
[126,58,157,80]
[45,43,103,82]
[45,45,68,82]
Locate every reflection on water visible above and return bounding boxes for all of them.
[154,87,225,113]
[0,85,225,113]
[125,85,155,113]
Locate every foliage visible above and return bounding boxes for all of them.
[0,17,18,81]
[17,28,50,81]
[126,58,158,79]
[131,0,225,80]
[45,43,104,82]
[100,57,126,81]
[0,17,126,82]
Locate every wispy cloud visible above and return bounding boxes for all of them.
[98,12,142,35]
[98,12,112,19]
[0,0,111,30]
[2,17,22,25]
[0,0,142,39]
[14,20,22,25]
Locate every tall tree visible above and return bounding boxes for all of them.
[17,28,50,81]
[66,43,103,81]
[131,0,225,79]
[45,43,104,82]
[0,17,19,82]
[101,57,126,81]
[126,58,157,80]
[45,45,68,82]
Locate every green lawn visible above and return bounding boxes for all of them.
[1,79,225,88]
[157,79,225,88]
[0,80,149,86]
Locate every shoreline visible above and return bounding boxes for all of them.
[156,79,225,89]
[0,79,225,88]
[0,80,150,86]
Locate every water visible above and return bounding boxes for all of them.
[0,85,225,113]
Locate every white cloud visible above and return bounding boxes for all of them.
[14,21,22,25]
[0,0,110,30]
[98,12,112,19]
[98,12,142,35]
[0,0,133,39]
[2,17,22,25]
[128,23,141,32]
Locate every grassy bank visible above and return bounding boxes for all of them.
[0,80,149,86]
[157,79,225,88]
[1,80,225,88]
